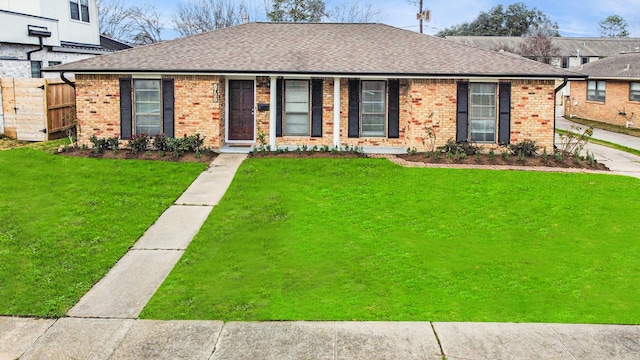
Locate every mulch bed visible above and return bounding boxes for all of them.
[397,153,609,171]
[248,151,364,159]
[58,147,217,163]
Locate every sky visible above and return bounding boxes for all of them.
[125,0,640,39]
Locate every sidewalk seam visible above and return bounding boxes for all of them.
[209,321,226,359]
[545,324,579,360]
[430,322,446,359]
[18,318,59,359]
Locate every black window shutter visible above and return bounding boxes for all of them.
[119,78,132,139]
[162,79,175,137]
[311,79,323,137]
[388,79,400,138]
[498,83,511,144]
[456,82,469,142]
[276,78,283,137]
[348,79,360,138]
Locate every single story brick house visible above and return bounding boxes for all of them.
[47,23,584,152]
[566,52,640,128]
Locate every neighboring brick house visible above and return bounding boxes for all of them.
[48,23,584,152]
[567,52,640,128]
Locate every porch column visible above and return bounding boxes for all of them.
[269,76,277,148]
[333,77,341,147]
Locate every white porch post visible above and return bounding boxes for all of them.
[269,76,277,148]
[333,77,341,147]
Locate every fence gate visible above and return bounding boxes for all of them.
[46,81,76,140]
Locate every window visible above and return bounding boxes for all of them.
[70,0,90,22]
[581,57,589,65]
[284,80,310,136]
[133,80,162,136]
[587,80,606,102]
[30,61,42,78]
[48,61,62,67]
[361,81,386,137]
[561,57,569,68]
[631,83,640,102]
[469,83,497,142]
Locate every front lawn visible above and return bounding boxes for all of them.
[0,148,205,317]
[142,158,640,324]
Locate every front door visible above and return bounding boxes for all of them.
[228,80,254,141]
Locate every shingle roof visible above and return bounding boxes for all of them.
[446,36,640,58]
[48,23,583,78]
[577,52,640,79]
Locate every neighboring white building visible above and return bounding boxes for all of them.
[0,0,130,78]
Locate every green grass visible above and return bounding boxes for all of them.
[556,129,640,157]
[0,149,205,317]
[142,158,640,324]
[564,116,640,138]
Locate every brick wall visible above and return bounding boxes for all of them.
[75,74,225,148]
[511,80,556,151]
[567,80,640,128]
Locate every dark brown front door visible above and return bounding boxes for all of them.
[228,80,254,141]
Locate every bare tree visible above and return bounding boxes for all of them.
[96,0,134,41]
[328,0,381,23]
[173,0,249,36]
[129,4,164,45]
[518,25,559,64]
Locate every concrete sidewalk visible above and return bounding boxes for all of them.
[67,153,247,319]
[4,317,640,359]
[556,117,640,151]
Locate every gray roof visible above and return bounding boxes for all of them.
[578,52,640,79]
[446,36,640,58]
[48,23,583,78]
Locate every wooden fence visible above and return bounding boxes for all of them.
[0,78,75,141]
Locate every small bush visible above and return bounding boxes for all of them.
[153,134,170,152]
[128,134,150,154]
[438,138,479,155]
[508,140,540,157]
[89,135,118,154]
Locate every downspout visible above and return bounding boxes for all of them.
[60,72,75,89]
[26,37,44,61]
[553,78,569,149]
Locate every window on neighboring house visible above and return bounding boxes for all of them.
[581,57,589,65]
[587,80,606,102]
[284,80,310,136]
[70,0,90,22]
[630,82,640,101]
[561,57,569,68]
[48,61,62,67]
[133,79,162,136]
[361,81,386,137]
[469,83,497,142]
[30,61,42,78]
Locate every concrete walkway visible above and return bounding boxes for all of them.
[4,317,640,359]
[555,117,640,179]
[68,153,247,319]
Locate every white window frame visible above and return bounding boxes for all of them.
[283,79,310,136]
[630,82,640,102]
[360,80,387,137]
[133,79,163,137]
[70,0,90,23]
[469,83,497,143]
[587,80,606,102]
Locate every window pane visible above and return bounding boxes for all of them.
[361,81,386,137]
[134,80,161,136]
[361,114,385,137]
[469,83,496,143]
[70,0,79,20]
[284,80,309,136]
[30,61,42,78]
[631,83,640,101]
[587,81,596,90]
[81,3,90,22]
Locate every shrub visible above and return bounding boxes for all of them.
[438,138,479,155]
[153,134,170,152]
[508,140,540,157]
[89,135,118,154]
[128,134,150,154]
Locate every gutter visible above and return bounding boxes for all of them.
[553,78,570,149]
[60,72,75,89]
